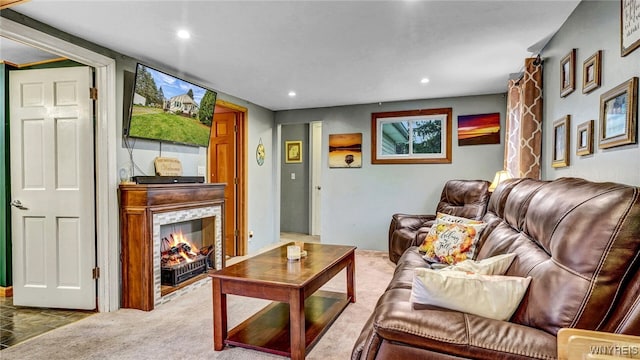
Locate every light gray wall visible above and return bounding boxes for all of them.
[541,0,640,185]
[275,94,506,251]
[280,124,310,233]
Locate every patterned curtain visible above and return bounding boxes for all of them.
[504,58,543,179]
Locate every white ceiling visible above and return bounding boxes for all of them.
[5,0,581,111]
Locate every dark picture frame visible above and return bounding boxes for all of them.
[582,50,602,94]
[552,115,570,168]
[621,0,640,57]
[560,49,576,98]
[576,120,594,156]
[598,77,638,149]
[371,108,452,164]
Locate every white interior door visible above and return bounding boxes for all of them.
[10,66,96,310]
[310,121,322,236]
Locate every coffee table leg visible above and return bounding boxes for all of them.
[347,252,356,303]
[212,278,227,351]
[290,289,305,360]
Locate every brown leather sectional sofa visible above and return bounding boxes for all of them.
[353,177,640,359]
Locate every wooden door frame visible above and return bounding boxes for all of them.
[210,99,247,256]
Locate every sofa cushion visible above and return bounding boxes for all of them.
[411,268,531,321]
[419,219,486,264]
[446,252,516,275]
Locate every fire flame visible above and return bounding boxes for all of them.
[161,231,200,267]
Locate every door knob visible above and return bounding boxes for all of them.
[10,200,28,210]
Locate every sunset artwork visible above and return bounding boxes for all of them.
[329,133,362,168]
[457,113,500,146]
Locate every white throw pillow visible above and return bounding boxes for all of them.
[444,253,516,275]
[411,268,531,321]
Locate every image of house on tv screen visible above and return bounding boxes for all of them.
[128,64,217,147]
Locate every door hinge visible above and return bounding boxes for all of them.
[89,87,98,100]
[234,177,238,184]
[234,229,239,237]
[92,267,100,279]
[234,124,238,133]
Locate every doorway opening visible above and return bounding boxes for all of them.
[279,121,322,243]
[210,99,247,262]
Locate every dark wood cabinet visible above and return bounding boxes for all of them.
[119,183,225,311]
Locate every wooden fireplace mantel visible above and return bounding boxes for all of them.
[119,183,225,311]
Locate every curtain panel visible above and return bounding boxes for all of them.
[505,58,543,179]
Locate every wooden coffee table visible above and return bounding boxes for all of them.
[210,242,356,359]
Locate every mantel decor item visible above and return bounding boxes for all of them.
[582,50,602,94]
[576,120,594,156]
[371,108,452,164]
[329,133,362,168]
[598,77,638,149]
[560,49,576,98]
[256,138,265,166]
[285,140,302,163]
[621,0,640,57]
[552,115,570,168]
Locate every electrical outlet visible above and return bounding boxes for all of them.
[197,166,206,176]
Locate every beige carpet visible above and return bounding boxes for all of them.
[0,250,394,360]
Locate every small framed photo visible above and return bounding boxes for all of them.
[552,115,570,168]
[285,140,302,163]
[560,49,576,98]
[582,50,602,94]
[576,120,594,156]
[598,77,638,149]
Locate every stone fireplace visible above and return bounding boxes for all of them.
[119,183,225,311]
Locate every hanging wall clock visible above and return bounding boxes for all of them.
[256,138,265,166]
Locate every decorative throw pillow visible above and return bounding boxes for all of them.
[418,219,486,265]
[435,212,484,224]
[411,268,532,321]
[444,253,516,275]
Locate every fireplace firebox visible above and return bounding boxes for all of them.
[119,183,225,311]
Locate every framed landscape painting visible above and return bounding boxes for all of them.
[329,133,362,168]
[552,115,570,168]
[457,113,500,146]
[576,120,594,156]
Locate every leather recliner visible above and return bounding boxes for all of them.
[388,179,491,263]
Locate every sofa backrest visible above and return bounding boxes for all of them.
[435,179,491,220]
[478,177,640,336]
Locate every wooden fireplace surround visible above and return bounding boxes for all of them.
[119,183,225,311]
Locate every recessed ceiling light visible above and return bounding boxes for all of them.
[177,30,191,39]
[288,91,297,97]
[420,78,430,84]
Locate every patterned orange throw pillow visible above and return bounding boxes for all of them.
[418,218,486,265]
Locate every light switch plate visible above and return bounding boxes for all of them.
[291,172,296,180]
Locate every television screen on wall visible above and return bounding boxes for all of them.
[124,63,217,147]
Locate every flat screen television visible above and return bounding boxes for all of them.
[124,63,217,147]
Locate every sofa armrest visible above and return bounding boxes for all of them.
[368,290,557,360]
[390,213,436,232]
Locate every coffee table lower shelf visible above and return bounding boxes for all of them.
[226,290,350,357]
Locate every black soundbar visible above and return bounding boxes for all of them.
[133,176,205,184]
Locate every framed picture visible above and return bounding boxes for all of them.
[560,49,576,98]
[576,120,594,156]
[371,108,452,164]
[582,50,602,94]
[285,140,302,163]
[598,77,638,149]
[457,113,500,146]
[621,0,640,57]
[329,133,362,168]
[552,115,570,168]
